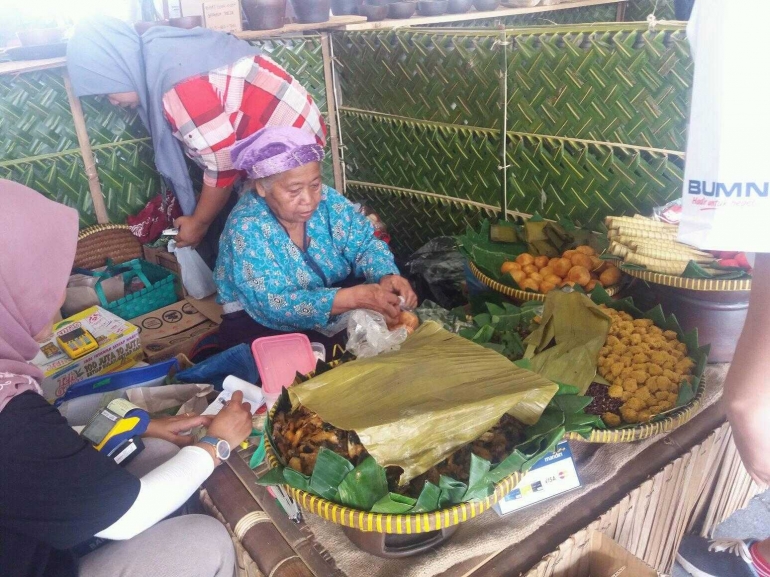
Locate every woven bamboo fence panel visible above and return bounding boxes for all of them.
[342,111,502,204]
[0,71,78,159]
[505,134,684,226]
[0,36,331,227]
[506,28,692,150]
[335,32,502,128]
[336,24,691,254]
[424,3,618,28]
[525,423,760,576]
[349,183,497,256]
[624,0,676,22]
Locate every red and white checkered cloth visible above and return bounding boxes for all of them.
[162,55,327,189]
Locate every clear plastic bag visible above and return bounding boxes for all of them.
[168,240,217,299]
[345,310,408,358]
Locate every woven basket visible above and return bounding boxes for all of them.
[264,406,523,534]
[75,224,143,270]
[100,259,177,320]
[621,266,752,293]
[469,261,620,302]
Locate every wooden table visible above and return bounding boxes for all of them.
[339,0,626,31]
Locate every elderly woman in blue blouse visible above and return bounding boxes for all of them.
[215,127,417,352]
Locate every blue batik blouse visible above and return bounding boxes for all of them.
[214,186,399,332]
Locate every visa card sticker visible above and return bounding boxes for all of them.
[494,440,581,516]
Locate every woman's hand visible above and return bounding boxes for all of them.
[333,284,401,324]
[145,413,212,447]
[379,275,418,310]
[205,391,253,448]
[355,284,402,324]
[173,215,209,248]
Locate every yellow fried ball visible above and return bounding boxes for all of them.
[608,385,624,399]
[622,378,638,392]
[620,407,639,423]
[638,410,652,422]
[602,412,622,427]
[647,364,663,376]
[623,398,644,411]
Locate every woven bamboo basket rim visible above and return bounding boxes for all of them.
[264,405,524,534]
[621,266,752,292]
[77,223,133,240]
[75,224,143,270]
[469,261,619,302]
[565,372,707,443]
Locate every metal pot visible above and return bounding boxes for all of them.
[243,0,287,29]
[331,0,362,15]
[290,0,332,23]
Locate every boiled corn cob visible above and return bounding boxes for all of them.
[633,244,713,263]
[605,215,678,231]
[615,236,713,257]
[623,252,690,275]
[616,226,679,241]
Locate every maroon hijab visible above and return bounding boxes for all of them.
[0,180,79,411]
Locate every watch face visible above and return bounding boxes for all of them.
[216,440,231,460]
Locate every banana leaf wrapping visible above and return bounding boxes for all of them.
[524,291,611,395]
[288,321,559,485]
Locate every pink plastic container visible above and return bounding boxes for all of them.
[251,334,317,396]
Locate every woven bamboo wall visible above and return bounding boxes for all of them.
[335,22,692,257]
[0,35,331,228]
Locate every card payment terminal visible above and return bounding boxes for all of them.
[81,399,150,465]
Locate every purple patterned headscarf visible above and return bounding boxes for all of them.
[231,127,325,180]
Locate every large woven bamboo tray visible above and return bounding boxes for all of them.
[621,265,752,292]
[470,261,620,302]
[264,405,524,534]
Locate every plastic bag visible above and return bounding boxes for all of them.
[405,237,467,309]
[168,240,217,299]
[678,1,770,252]
[345,310,408,358]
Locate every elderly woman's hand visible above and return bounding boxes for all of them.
[379,275,418,310]
[336,284,401,324]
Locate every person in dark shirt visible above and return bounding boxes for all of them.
[0,179,252,577]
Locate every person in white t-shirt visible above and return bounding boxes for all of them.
[675,2,770,576]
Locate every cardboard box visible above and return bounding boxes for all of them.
[143,245,185,298]
[577,532,662,577]
[180,0,204,17]
[202,0,243,33]
[32,307,142,402]
[130,297,222,362]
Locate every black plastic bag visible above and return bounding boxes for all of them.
[405,237,467,310]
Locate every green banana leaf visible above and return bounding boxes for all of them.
[524,291,611,394]
[288,322,559,485]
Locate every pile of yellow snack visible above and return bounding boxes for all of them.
[596,305,695,426]
[500,246,622,294]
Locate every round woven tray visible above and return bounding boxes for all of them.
[620,266,752,292]
[75,224,143,270]
[264,409,523,534]
[470,261,619,301]
[565,373,706,443]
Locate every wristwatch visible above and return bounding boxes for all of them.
[200,436,231,462]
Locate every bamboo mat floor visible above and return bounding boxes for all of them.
[672,489,770,576]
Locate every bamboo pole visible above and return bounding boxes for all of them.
[63,73,110,224]
[321,32,345,193]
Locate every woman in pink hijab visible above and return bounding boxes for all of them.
[0,181,252,577]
